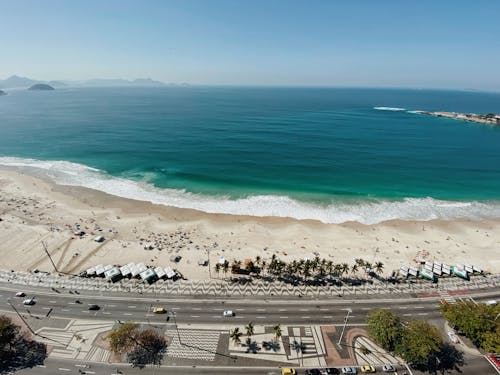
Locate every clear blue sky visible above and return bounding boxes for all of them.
[1,0,499,89]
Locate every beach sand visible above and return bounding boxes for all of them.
[0,168,498,279]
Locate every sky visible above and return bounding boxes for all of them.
[1,0,500,90]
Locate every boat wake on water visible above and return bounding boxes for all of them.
[373,106,407,111]
[1,157,500,225]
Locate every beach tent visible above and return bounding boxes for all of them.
[104,264,113,272]
[94,236,105,242]
[104,267,122,282]
[420,268,437,282]
[119,265,131,277]
[136,263,147,273]
[130,264,140,277]
[464,265,474,273]
[140,268,157,282]
[164,267,176,279]
[154,267,166,279]
[473,265,483,273]
[95,264,105,277]
[452,267,469,280]
[86,267,96,276]
[408,267,419,277]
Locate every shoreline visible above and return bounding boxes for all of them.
[1,167,499,279]
[418,110,500,126]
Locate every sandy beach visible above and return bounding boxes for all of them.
[0,167,499,279]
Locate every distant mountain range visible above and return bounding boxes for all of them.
[0,75,172,89]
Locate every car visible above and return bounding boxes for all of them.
[360,365,375,373]
[223,310,234,317]
[305,370,322,375]
[485,300,497,306]
[88,304,100,310]
[382,364,396,372]
[23,298,36,305]
[447,331,459,344]
[281,368,297,375]
[15,292,26,297]
[342,367,357,374]
[326,369,341,374]
[152,307,167,314]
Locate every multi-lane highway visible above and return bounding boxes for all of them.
[0,280,478,325]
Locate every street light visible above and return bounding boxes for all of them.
[337,308,352,347]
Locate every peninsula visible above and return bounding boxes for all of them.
[28,83,55,91]
[419,111,500,126]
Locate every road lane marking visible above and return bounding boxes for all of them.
[211,316,221,318]
[192,307,202,311]
[299,309,309,311]
[279,316,289,319]
[37,365,46,368]
[323,316,333,319]
[417,313,429,315]
[58,368,71,372]
[414,306,425,309]
[256,308,266,311]
[402,313,412,316]
[256,316,266,319]
[191,315,200,318]
[123,313,132,316]
[107,304,116,307]
[103,312,111,315]
[42,307,51,310]
[279,309,287,312]
[361,307,371,310]
[399,307,408,309]
[127,305,137,308]
[171,307,180,310]
[319,308,329,311]
[62,309,70,312]
[302,316,311,319]
[49,300,57,303]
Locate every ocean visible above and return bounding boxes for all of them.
[1,86,500,224]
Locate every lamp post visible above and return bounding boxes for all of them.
[337,308,352,347]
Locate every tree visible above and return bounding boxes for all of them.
[366,309,402,351]
[126,329,166,368]
[230,327,243,345]
[214,263,221,278]
[440,301,499,350]
[273,323,282,342]
[107,322,139,354]
[222,260,230,277]
[396,321,442,368]
[374,261,384,274]
[0,315,47,373]
[245,322,254,344]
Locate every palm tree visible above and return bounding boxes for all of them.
[222,260,230,277]
[326,260,334,275]
[245,322,254,344]
[255,255,261,266]
[341,263,350,277]
[215,263,221,278]
[374,261,384,274]
[351,263,359,276]
[273,323,282,342]
[231,260,242,274]
[230,327,243,345]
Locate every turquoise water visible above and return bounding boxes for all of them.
[1,87,500,223]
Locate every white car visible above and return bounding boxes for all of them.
[223,310,234,317]
[23,298,36,305]
[382,364,396,372]
[15,292,26,297]
[447,331,459,344]
[341,367,357,374]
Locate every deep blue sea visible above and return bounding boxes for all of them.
[1,86,500,224]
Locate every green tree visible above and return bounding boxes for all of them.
[396,321,442,368]
[107,322,139,355]
[126,329,166,368]
[366,309,402,351]
[230,327,243,345]
[0,315,47,373]
[374,261,384,274]
[440,301,499,349]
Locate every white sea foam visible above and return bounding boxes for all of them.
[1,156,500,225]
[373,106,406,111]
[407,110,423,114]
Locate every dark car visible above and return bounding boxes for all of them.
[88,304,100,310]
[305,370,322,375]
[326,369,341,374]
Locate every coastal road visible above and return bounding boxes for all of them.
[1,282,499,326]
[15,356,499,375]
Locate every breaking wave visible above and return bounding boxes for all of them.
[373,106,406,111]
[1,156,500,225]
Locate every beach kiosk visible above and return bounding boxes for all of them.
[95,264,105,277]
[119,265,131,278]
[164,267,176,279]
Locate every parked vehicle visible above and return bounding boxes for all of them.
[15,292,26,297]
[326,369,341,374]
[281,368,296,375]
[223,310,234,317]
[152,307,167,314]
[360,365,375,373]
[382,364,396,372]
[342,367,357,374]
[305,369,322,375]
[447,331,459,344]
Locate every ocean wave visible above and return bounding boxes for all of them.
[1,156,500,225]
[373,106,406,111]
[407,110,423,114]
